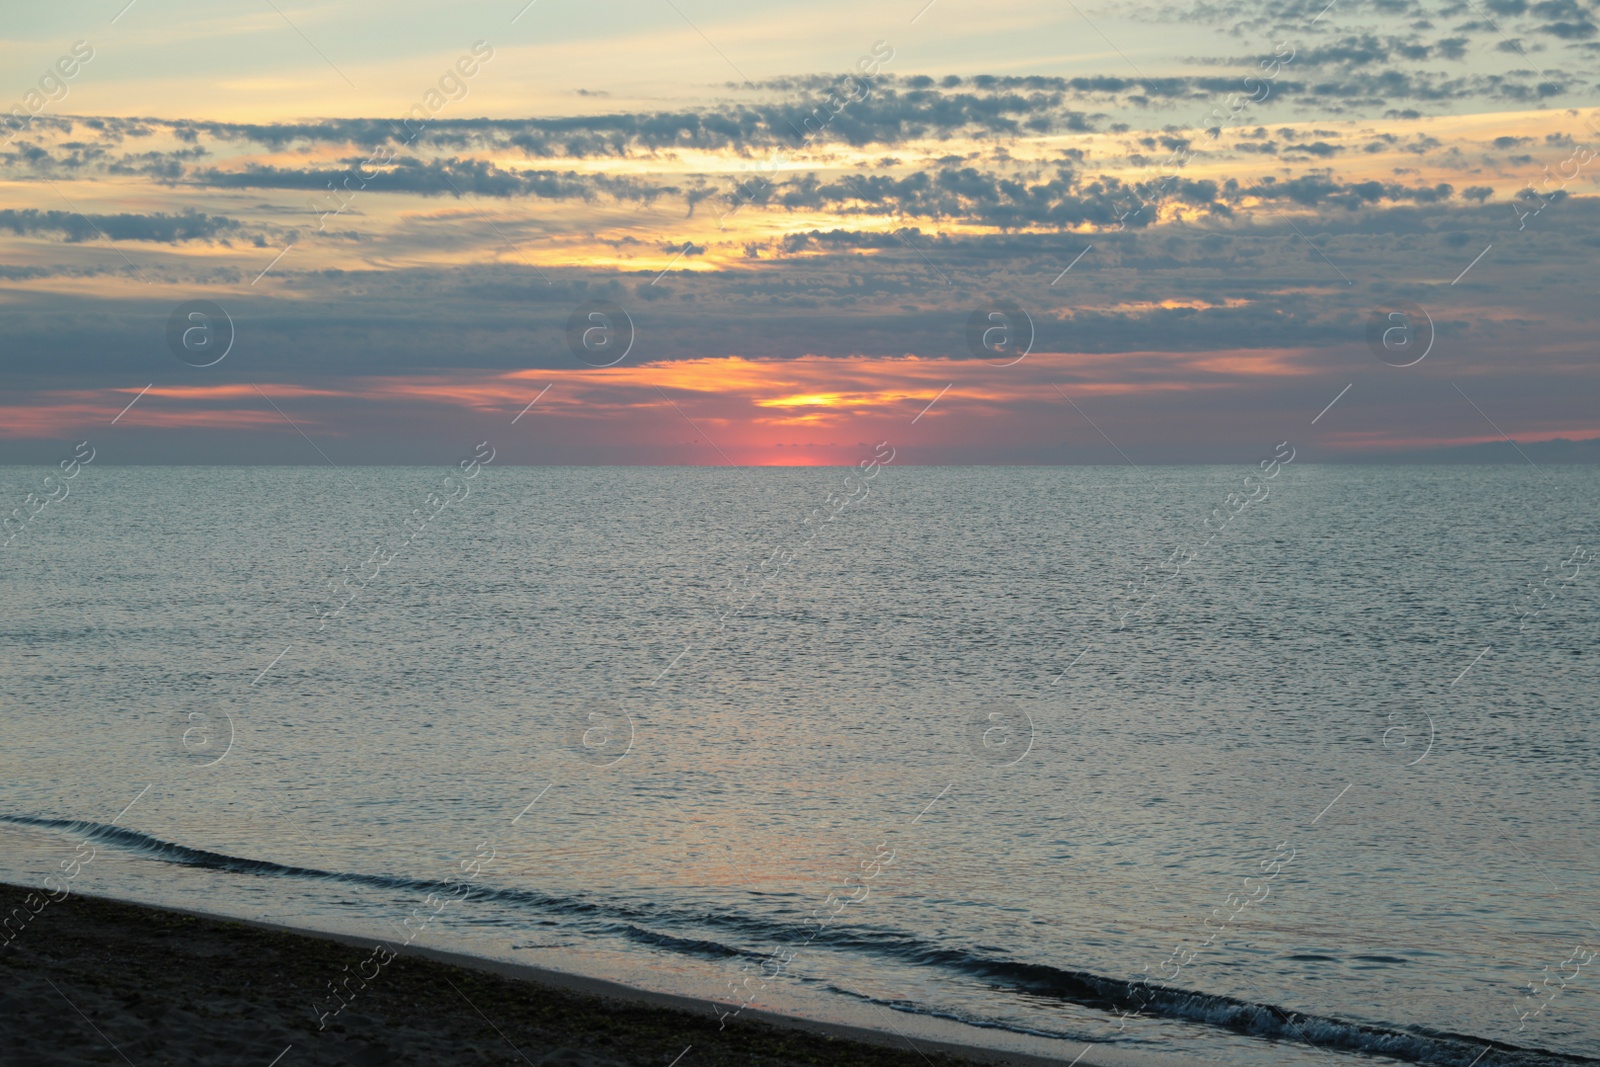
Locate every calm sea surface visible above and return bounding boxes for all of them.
[1,465,1596,1067]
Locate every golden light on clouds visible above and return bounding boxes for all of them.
[3,1,1596,463]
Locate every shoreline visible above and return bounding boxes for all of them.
[0,881,1127,1066]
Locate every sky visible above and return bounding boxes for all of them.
[1,0,1598,464]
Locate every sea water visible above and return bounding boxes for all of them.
[1,464,1596,1067]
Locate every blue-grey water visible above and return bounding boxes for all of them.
[1,464,1596,1067]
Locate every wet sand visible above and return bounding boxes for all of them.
[0,883,1094,1066]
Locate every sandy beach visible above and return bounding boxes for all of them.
[0,883,1092,1067]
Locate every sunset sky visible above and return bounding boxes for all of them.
[2,0,1597,464]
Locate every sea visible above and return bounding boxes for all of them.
[1,464,1596,1067]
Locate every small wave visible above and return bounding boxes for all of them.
[8,813,1594,1067]
[5,815,346,881]
[0,814,759,937]
[0,814,607,919]
[829,951,1595,1067]
[830,980,1596,1067]
[614,924,749,961]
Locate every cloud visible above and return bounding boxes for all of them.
[4,12,1599,467]
[159,82,1098,158]
[1536,18,1599,36]
[189,158,683,204]
[1283,141,1345,156]
[1244,175,1457,208]
[0,208,247,243]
